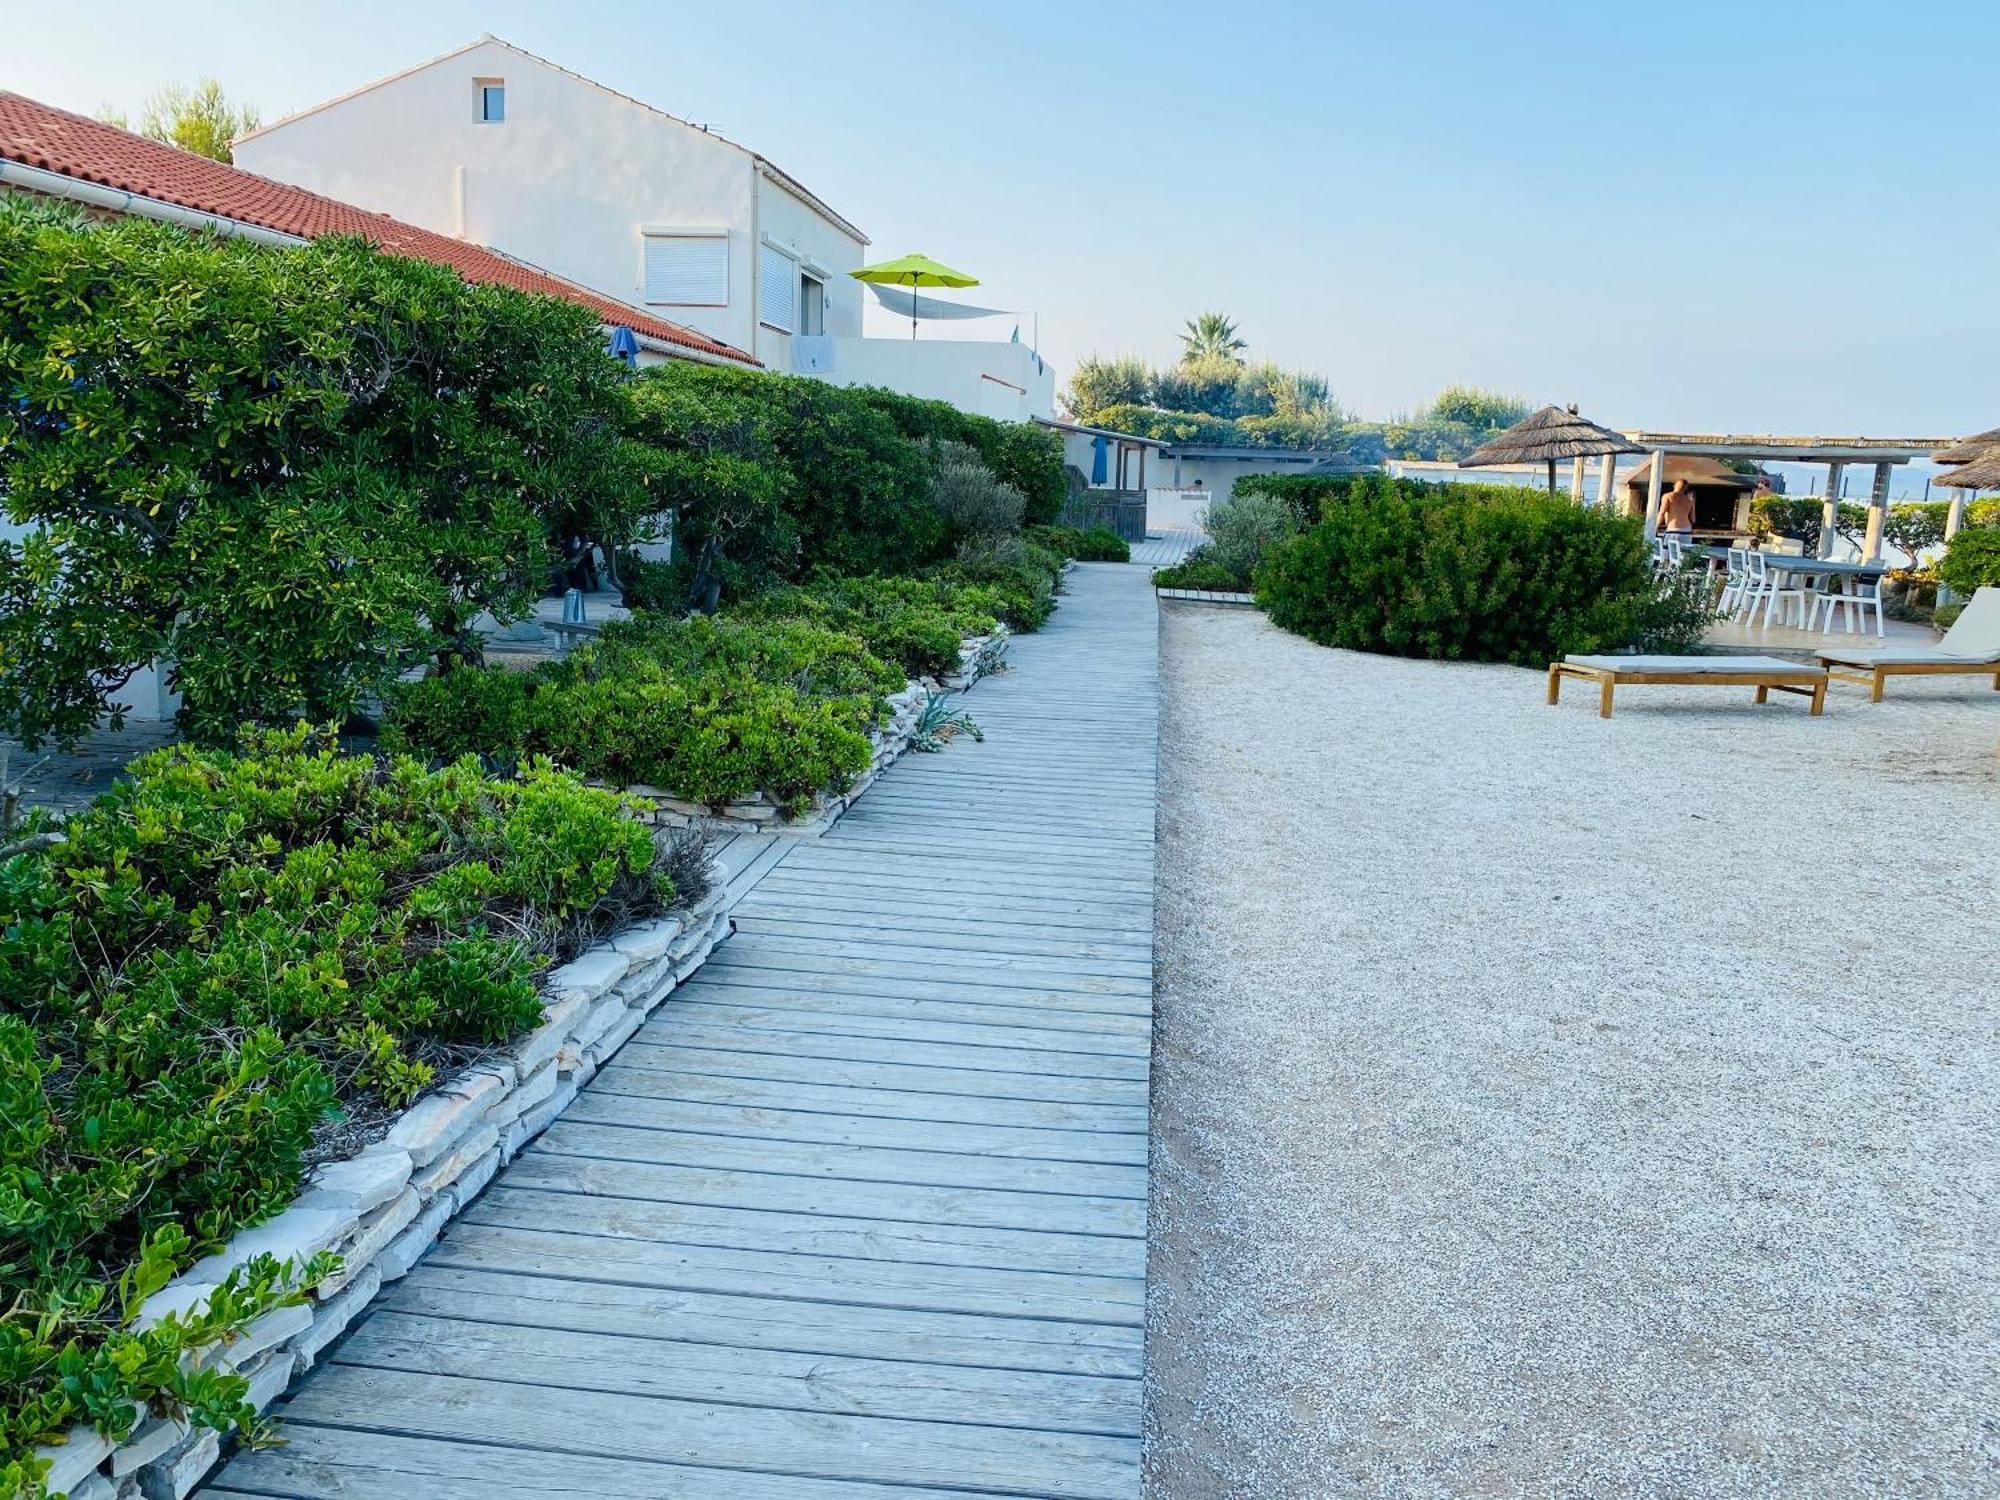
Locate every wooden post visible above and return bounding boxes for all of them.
[1945,490,1967,539]
[1643,449,1667,538]
[1570,456,1587,505]
[1862,461,1892,562]
[1597,454,1618,512]
[1137,445,1148,495]
[1819,462,1845,558]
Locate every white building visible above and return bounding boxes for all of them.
[237,37,1052,418]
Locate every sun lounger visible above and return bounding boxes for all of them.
[1547,655,1827,719]
[1817,587,2000,701]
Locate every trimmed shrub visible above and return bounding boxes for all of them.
[0,200,649,750]
[1937,528,2000,596]
[0,729,680,1489]
[731,576,1004,680]
[1028,525,1130,562]
[1256,483,1674,665]
[386,616,895,813]
[1152,556,1242,591]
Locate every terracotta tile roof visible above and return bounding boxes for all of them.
[0,90,758,366]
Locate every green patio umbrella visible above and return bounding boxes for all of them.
[851,253,979,339]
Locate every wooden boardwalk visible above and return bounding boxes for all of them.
[205,563,1160,1500]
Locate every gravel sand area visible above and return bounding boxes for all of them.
[1146,602,1999,1499]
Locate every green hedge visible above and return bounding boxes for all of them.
[1027,525,1131,563]
[625,365,1066,601]
[386,615,896,813]
[0,199,649,751]
[729,576,1006,680]
[1257,483,1699,664]
[1938,529,2000,596]
[0,729,682,1493]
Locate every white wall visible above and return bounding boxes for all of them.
[235,40,865,360]
[751,171,865,369]
[810,338,1055,422]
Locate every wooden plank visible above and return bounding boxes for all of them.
[620,1019,1152,1081]
[607,1040,1149,1106]
[212,1425,978,1500]
[697,955,1154,1015]
[471,1173,1147,1278]
[662,991,1152,1052]
[271,1367,1142,1498]
[515,1132,1147,1236]
[421,1221,1142,1323]
[588,1060,1150,1132]
[334,1312,1141,1435]
[534,1116,1150,1199]
[389,1266,1144,1376]
[718,934,1154,986]
[665,977,1152,1039]
[730,912,1154,962]
[558,1090,1144,1163]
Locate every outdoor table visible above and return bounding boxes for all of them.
[1694,548,1888,634]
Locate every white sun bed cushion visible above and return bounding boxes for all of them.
[1818,647,2000,667]
[1817,587,2000,667]
[1564,654,1821,675]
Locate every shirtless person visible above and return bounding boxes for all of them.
[1659,478,1696,540]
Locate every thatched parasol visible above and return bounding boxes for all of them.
[1932,427,2000,466]
[1932,446,2000,490]
[1458,403,1645,495]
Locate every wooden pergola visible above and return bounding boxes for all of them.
[1615,431,1959,559]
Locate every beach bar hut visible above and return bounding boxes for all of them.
[1620,455,1756,537]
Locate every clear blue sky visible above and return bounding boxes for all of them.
[7,0,1996,434]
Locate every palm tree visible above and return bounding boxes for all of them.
[1178,312,1246,365]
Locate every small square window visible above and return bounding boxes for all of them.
[476,80,506,123]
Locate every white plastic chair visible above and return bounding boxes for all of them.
[1718,548,1753,618]
[1812,574,1885,637]
[1744,553,1809,627]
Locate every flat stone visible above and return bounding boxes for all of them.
[180,1206,348,1286]
[447,1059,516,1097]
[317,1186,421,1296]
[544,947,630,1003]
[131,1283,209,1333]
[509,993,585,1075]
[374,1194,456,1283]
[135,1428,217,1500]
[215,1299,313,1369]
[110,1417,185,1478]
[236,1348,292,1413]
[610,917,680,963]
[412,1124,500,1199]
[585,1005,646,1067]
[381,1089,482,1169]
[35,1425,114,1496]
[297,1147,411,1214]
[448,1145,501,1207]
[516,1074,581,1142]
[567,992,628,1055]
[615,954,675,1006]
[486,1059,558,1128]
[291,1264,382,1373]
[67,1472,117,1500]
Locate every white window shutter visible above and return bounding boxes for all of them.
[643,235,727,305]
[759,244,796,332]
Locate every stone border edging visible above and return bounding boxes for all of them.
[36,873,735,1500]
[1155,587,1256,605]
